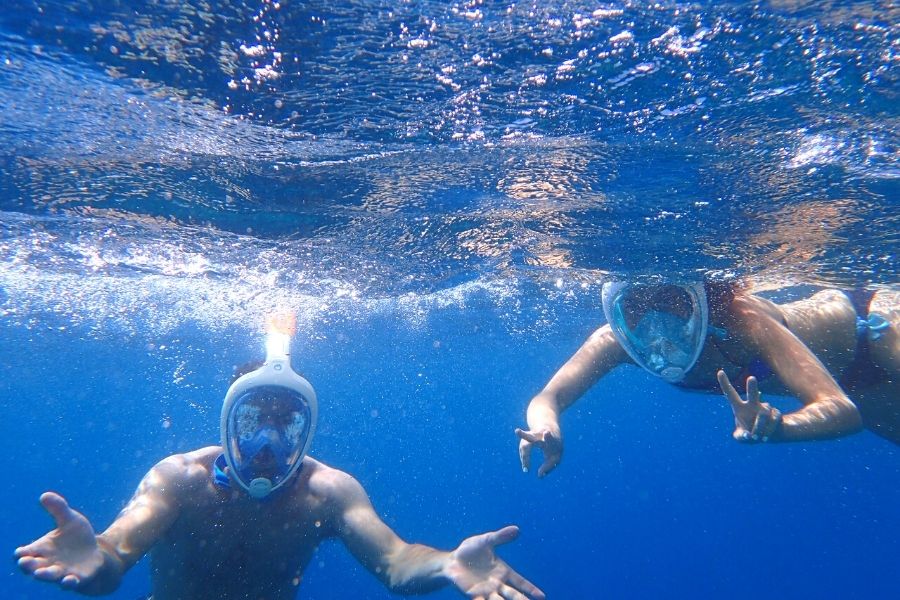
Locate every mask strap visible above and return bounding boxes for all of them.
[213,453,231,489]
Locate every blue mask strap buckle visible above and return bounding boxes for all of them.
[213,453,231,489]
[857,314,890,342]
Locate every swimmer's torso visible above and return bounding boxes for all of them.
[677,290,860,394]
[149,450,333,600]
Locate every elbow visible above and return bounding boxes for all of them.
[815,396,864,439]
[837,397,864,434]
[781,396,863,441]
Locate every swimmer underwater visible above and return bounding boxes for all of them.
[16,316,545,600]
[518,279,899,477]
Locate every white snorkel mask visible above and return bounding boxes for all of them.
[601,281,709,383]
[220,314,317,499]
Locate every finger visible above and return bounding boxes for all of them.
[716,370,744,409]
[515,428,543,444]
[61,574,81,588]
[537,453,560,478]
[489,593,504,600]
[746,376,760,406]
[14,544,41,559]
[499,583,529,600]
[733,427,751,443]
[17,556,50,573]
[751,409,772,440]
[506,569,546,599]
[518,438,532,473]
[499,582,530,600]
[752,408,779,441]
[486,525,520,547]
[33,564,65,582]
[750,412,763,440]
[40,492,74,529]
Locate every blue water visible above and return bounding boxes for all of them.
[1,1,898,599]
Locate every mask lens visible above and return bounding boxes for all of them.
[226,386,311,487]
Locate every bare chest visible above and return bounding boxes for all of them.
[149,489,329,600]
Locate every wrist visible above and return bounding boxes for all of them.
[438,550,456,582]
[527,401,561,432]
[78,538,124,596]
[763,408,784,443]
[386,544,452,595]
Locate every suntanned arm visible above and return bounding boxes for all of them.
[16,452,201,595]
[329,469,448,593]
[328,469,545,599]
[730,295,863,441]
[517,325,628,475]
[526,324,628,430]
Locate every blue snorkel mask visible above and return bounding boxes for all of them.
[220,315,317,499]
[602,281,709,383]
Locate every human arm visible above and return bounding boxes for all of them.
[720,295,863,442]
[330,470,544,599]
[15,455,190,595]
[517,324,627,476]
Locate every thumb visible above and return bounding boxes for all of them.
[486,525,519,548]
[40,492,75,529]
[515,428,543,444]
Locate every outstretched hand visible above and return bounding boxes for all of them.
[15,492,105,590]
[446,526,545,600]
[717,370,783,442]
[515,427,562,478]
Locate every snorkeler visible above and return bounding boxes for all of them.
[517,280,899,477]
[16,316,545,600]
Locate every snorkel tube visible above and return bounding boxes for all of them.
[220,312,318,499]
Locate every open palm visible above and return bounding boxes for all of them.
[446,526,545,600]
[15,492,104,589]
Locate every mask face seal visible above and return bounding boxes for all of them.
[602,282,709,383]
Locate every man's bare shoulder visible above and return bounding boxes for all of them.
[302,457,367,503]
[149,446,221,493]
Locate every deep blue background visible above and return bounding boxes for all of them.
[2,299,898,599]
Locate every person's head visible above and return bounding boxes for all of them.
[601,280,709,382]
[702,278,740,319]
[221,346,317,499]
[231,360,264,384]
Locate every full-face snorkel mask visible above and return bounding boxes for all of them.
[601,281,709,383]
[220,314,317,499]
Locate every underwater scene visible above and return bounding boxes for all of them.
[1,1,898,599]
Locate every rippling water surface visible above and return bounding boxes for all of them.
[1,0,897,335]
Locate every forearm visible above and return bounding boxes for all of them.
[384,543,450,595]
[775,396,863,442]
[531,326,624,421]
[76,537,126,596]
